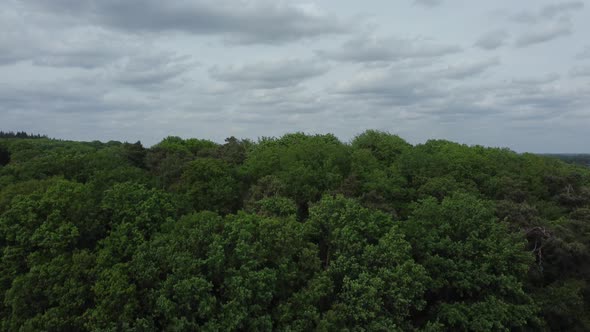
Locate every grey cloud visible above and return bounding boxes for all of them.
[509,11,540,24]
[570,66,590,77]
[24,0,350,45]
[239,86,309,108]
[326,61,588,127]
[509,1,584,24]
[540,1,584,19]
[0,77,183,144]
[413,0,443,7]
[33,53,123,69]
[475,30,509,50]
[511,73,560,85]
[434,57,500,80]
[0,10,144,69]
[0,47,32,66]
[330,57,501,113]
[473,83,585,123]
[318,36,461,63]
[110,53,197,87]
[504,1,586,67]
[333,69,446,107]
[31,31,145,69]
[0,81,130,115]
[576,46,590,59]
[515,20,571,47]
[209,59,329,89]
[502,94,576,111]
[0,9,48,65]
[481,81,590,119]
[0,68,210,144]
[3,0,590,153]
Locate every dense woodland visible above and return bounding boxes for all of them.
[546,154,590,168]
[0,131,589,331]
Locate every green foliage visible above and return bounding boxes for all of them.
[351,130,411,166]
[403,193,538,330]
[4,251,95,331]
[242,133,350,219]
[0,145,9,166]
[345,148,408,216]
[307,195,429,331]
[1,132,589,330]
[252,196,298,217]
[122,141,147,169]
[180,158,241,214]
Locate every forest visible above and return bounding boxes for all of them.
[544,154,590,168]
[0,131,589,331]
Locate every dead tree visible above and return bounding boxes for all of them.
[525,226,552,272]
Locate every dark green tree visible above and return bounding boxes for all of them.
[402,193,538,331]
[0,145,9,166]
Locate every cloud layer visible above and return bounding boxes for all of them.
[1,0,589,152]
[319,36,461,63]
[22,0,351,44]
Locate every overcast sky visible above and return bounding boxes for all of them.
[1,0,589,152]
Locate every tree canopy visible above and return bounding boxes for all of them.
[0,131,589,331]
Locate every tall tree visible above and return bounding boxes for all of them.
[402,193,538,330]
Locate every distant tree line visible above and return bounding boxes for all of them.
[0,131,589,331]
[543,154,590,168]
[0,131,47,139]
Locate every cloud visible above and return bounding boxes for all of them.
[328,56,501,118]
[209,59,329,89]
[30,30,145,69]
[491,88,588,123]
[507,2,583,48]
[570,66,590,77]
[0,80,135,116]
[324,59,588,130]
[473,78,590,121]
[23,0,351,45]
[0,68,227,144]
[0,8,56,66]
[0,8,146,69]
[413,0,443,7]
[509,11,540,24]
[509,1,584,24]
[434,57,500,80]
[540,1,584,19]
[510,73,560,85]
[239,87,328,115]
[332,67,446,107]
[475,30,509,50]
[515,19,572,47]
[318,36,461,63]
[2,0,590,152]
[576,45,590,60]
[108,53,197,88]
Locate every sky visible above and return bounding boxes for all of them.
[1,0,589,152]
